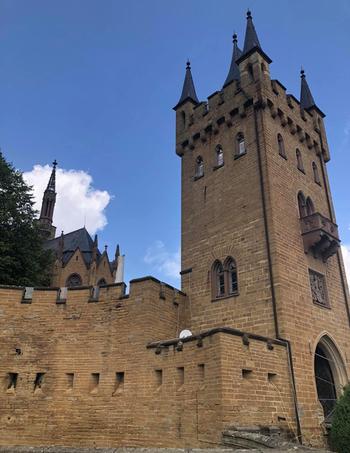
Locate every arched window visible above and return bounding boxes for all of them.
[314,335,348,421]
[212,261,225,298]
[277,134,287,159]
[97,278,107,286]
[296,149,304,172]
[216,145,224,167]
[195,156,204,178]
[313,162,321,185]
[236,133,246,157]
[306,197,315,216]
[66,273,82,288]
[247,63,254,81]
[181,111,186,128]
[298,192,307,218]
[224,257,238,295]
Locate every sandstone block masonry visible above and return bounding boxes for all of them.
[1,10,350,451]
[0,280,295,448]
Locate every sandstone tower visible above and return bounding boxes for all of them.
[175,10,350,442]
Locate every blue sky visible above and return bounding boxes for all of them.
[0,0,349,287]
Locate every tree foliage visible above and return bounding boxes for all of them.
[330,384,350,453]
[0,152,53,286]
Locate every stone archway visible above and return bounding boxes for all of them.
[314,335,348,422]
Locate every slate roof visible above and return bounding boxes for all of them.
[223,33,242,88]
[174,61,199,110]
[300,69,316,110]
[236,10,272,65]
[44,227,101,266]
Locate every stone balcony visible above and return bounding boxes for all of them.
[300,212,340,262]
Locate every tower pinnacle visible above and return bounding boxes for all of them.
[174,60,199,110]
[223,33,242,88]
[300,68,316,110]
[236,10,272,64]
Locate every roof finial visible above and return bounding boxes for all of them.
[247,9,252,19]
[52,159,58,169]
[233,32,237,43]
[186,60,191,68]
[300,67,305,79]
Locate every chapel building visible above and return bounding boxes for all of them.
[38,160,124,288]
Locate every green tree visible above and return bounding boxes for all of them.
[330,384,350,453]
[0,152,53,286]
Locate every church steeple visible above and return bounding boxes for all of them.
[38,160,57,240]
[236,10,272,64]
[223,33,242,88]
[174,61,199,110]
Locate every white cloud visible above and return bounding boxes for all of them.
[144,240,180,280]
[23,164,111,236]
[341,245,350,285]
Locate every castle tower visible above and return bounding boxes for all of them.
[38,160,57,240]
[175,10,350,442]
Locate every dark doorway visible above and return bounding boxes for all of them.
[314,345,337,421]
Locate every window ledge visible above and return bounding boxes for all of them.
[315,181,322,187]
[212,292,239,302]
[313,301,331,310]
[279,153,288,160]
[213,164,224,171]
[234,152,246,160]
[194,174,204,181]
[298,167,305,174]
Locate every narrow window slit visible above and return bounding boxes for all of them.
[113,372,124,395]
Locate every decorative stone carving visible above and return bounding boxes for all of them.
[309,269,329,307]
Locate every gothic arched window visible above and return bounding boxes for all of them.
[66,273,82,288]
[312,162,321,185]
[224,257,238,295]
[195,156,204,178]
[277,134,287,159]
[212,261,225,298]
[296,149,304,172]
[236,133,246,157]
[298,192,307,218]
[306,197,315,216]
[216,145,224,167]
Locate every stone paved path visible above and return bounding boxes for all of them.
[0,447,332,453]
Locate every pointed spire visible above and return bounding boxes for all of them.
[223,33,242,88]
[46,159,57,192]
[300,68,316,110]
[58,230,64,259]
[38,160,57,240]
[236,10,272,64]
[174,60,199,110]
[92,234,98,262]
[243,10,260,53]
[115,244,120,259]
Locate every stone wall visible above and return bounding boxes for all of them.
[0,281,296,449]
